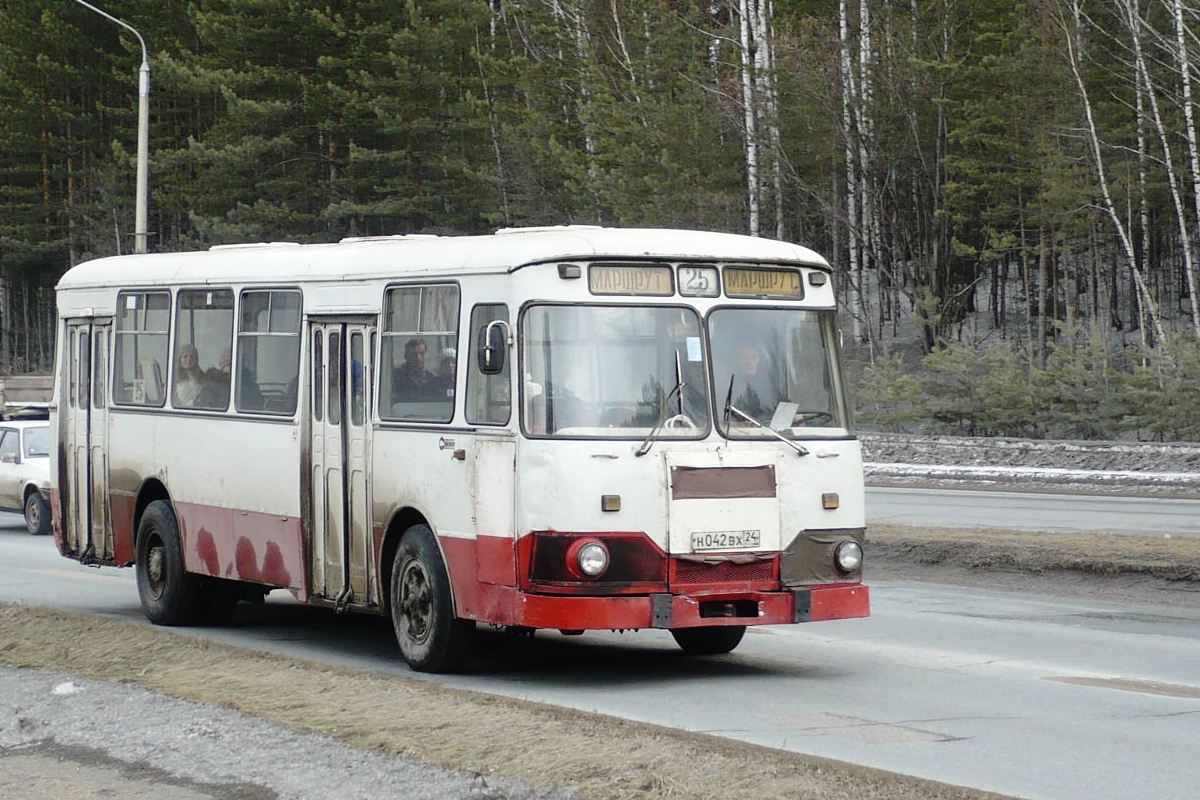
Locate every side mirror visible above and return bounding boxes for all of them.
[0,453,16,464]
[478,320,510,376]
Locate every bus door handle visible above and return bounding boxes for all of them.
[438,437,466,461]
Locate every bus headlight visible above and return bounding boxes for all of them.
[834,541,863,574]
[574,541,610,578]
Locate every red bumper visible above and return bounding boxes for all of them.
[513,583,869,631]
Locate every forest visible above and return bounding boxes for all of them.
[2,0,1200,439]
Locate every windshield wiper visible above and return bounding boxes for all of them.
[723,376,809,457]
[635,351,686,458]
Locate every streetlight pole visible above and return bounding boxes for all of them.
[69,0,150,254]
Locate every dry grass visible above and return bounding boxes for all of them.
[868,524,1200,582]
[0,604,1009,800]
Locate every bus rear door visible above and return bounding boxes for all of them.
[309,319,375,607]
[63,318,114,562]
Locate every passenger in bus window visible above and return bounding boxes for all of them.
[434,348,456,399]
[392,337,437,400]
[173,345,205,407]
[196,349,232,408]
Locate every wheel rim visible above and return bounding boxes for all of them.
[25,496,40,532]
[398,557,433,645]
[144,532,167,601]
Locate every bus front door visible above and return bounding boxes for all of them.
[309,320,374,607]
[63,319,113,562]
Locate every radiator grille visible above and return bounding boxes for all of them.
[673,558,776,585]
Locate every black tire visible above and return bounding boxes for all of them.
[671,625,747,655]
[135,500,203,625]
[390,524,474,673]
[24,491,49,536]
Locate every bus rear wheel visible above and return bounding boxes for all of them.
[671,625,746,655]
[135,500,203,625]
[390,524,474,673]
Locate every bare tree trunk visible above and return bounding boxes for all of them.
[839,0,863,343]
[1061,0,1169,353]
[1171,0,1200,339]
[1134,51,1151,350]
[1038,226,1050,368]
[738,0,760,236]
[609,0,643,107]
[1125,0,1200,337]
[754,0,785,239]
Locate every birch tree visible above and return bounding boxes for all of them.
[1121,0,1200,337]
[1060,0,1169,352]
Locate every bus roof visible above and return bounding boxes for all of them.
[56,227,831,291]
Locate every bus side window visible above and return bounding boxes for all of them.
[466,304,510,425]
[113,291,170,407]
[172,288,234,411]
[379,284,459,423]
[237,289,301,415]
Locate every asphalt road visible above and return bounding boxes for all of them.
[866,486,1200,535]
[3,507,1199,800]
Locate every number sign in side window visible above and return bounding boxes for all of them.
[172,289,234,411]
[113,291,170,407]
[236,290,301,415]
[466,304,511,425]
[379,285,459,422]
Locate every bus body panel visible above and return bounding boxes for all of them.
[106,411,305,592]
[49,227,869,653]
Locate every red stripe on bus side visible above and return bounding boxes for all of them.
[109,493,136,565]
[174,501,306,594]
[439,535,520,626]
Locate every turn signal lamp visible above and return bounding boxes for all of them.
[601,495,621,512]
[822,492,840,510]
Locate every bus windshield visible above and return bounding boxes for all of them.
[709,307,847,437]
[523,305,710,438]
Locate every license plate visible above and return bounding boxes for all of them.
[690,530,761,552]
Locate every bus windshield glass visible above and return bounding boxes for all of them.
[709,307,847,437]
[523,305,709,438]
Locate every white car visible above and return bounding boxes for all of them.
[0,420,51,535]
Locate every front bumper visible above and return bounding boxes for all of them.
[515,583,869,630]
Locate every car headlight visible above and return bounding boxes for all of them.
[576,541,610,578]
[834,541,863,573]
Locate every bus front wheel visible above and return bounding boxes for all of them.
[390,524,474,673]
[135,500,203,626]
[671,625,746,655]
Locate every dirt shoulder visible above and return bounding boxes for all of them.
[867,523,1200,606]
[0,604,1009,800]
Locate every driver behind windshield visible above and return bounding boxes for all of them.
[727,340,783,423]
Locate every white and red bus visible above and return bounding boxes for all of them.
[50,227,869,672]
